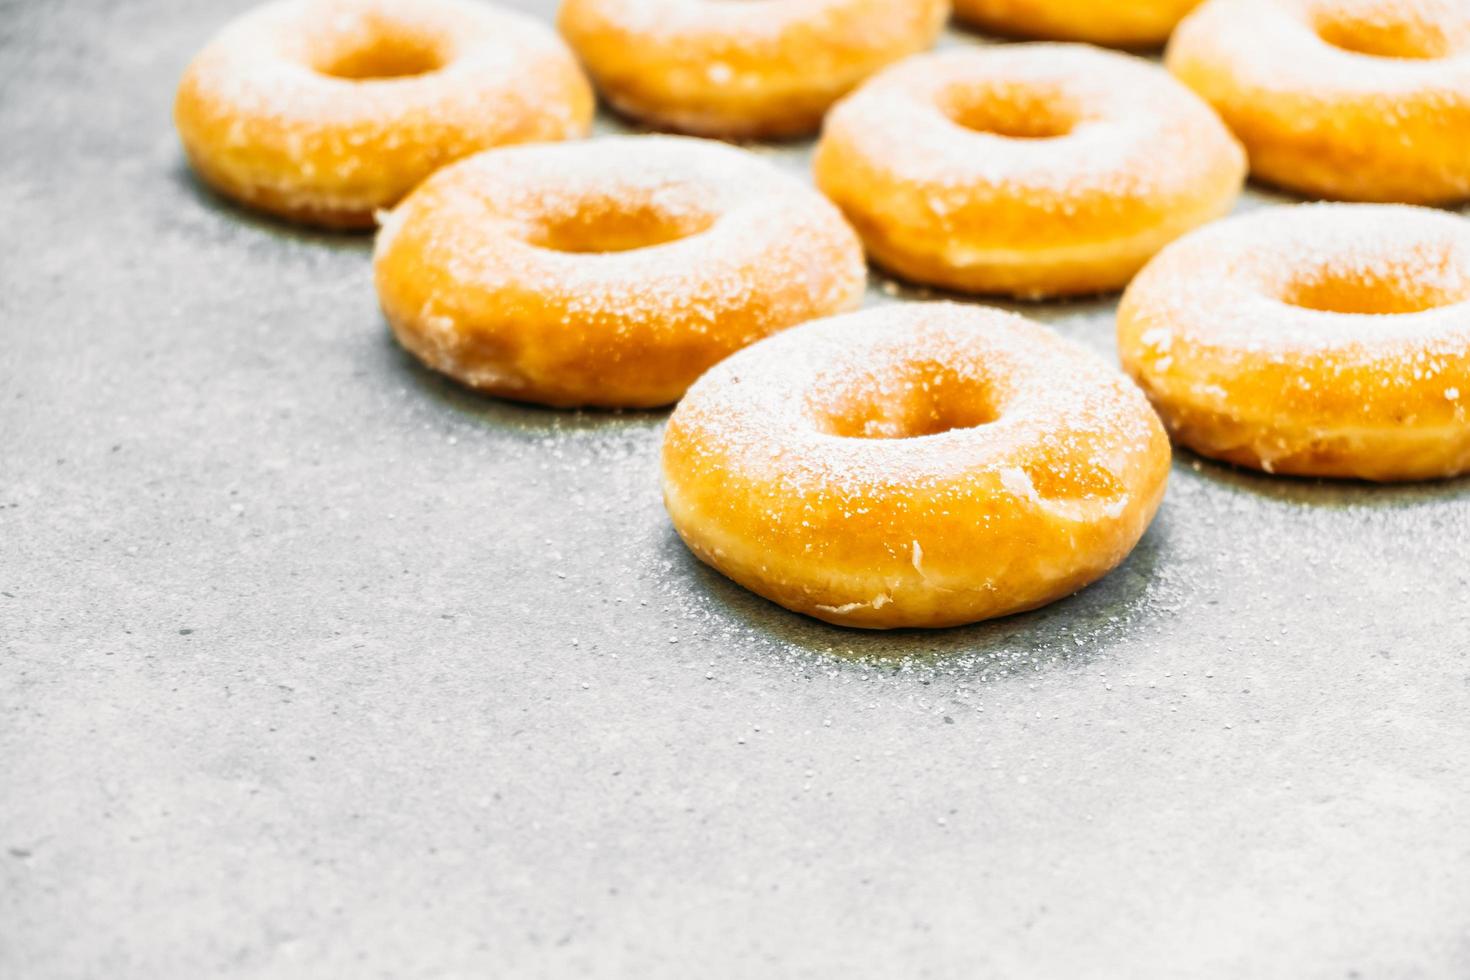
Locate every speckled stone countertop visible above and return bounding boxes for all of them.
[3,2,1468,977]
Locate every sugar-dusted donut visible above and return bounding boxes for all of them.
[813,45,1245,299]
[374,136,865,408]
[1118,204,1470,481]
[557,0,949,138]
[175,0,593,228]
[1167,0,1470,204]
[954,0,1202,47]
[662,304,1171,629]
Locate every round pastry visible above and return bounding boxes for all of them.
[813,45,1246,299]
[175,0,593,228]
[1117,204,1470,481]
[374,136,866,408]
[556,0,949,139]
[662,303,1171,629]
[954,0,1203,48]
[1166,0,1470,204]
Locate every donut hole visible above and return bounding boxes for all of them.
[812,363,1002,439]
[1280,266,1470,315]
[1313,8,1453,60]
[527,197,716,254]
[941,82,1078,140]
[310,28,448,80]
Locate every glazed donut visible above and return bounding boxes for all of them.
[1117,205,1470,481]
[557,0,949,138]
[1167,0,1470,204]
[175,0,593,228]
[813,45,1246,299]
[662,304,1171,629]
[374,136,865,408]
[954,0,1202,47]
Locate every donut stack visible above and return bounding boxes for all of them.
[175,0,1470,629]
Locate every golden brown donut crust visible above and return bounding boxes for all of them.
[813,45,1245,299]
[374,136,866,408]
[175,0,592,228]
[1118,204,1470,481]
[954,0,1203,47]
[1167,0,1470,204]
[557,0,949,138]
[662,304,1171,629]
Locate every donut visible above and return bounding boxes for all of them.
[174,0,593,228]
[954,0,1202,48]
[556,0,949,138]
[373,136,866,408]
[1117,204,1470,481]
[813,45,1246,299]
[1166,0,1470,204]
[662,304,1171,629]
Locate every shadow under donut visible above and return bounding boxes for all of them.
[1178,448,1470,510]
[166,160,377,251]
[655,505,1173,681]
[385,332,668,440]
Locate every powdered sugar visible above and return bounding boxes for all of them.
[661,303,1171,626]
[668,302,1163,510]
[818,44,1243,202]
[1166,0,1470,202]
[175,0,592,220]
[373,135,865,406]
[560,0,946,55]
[558,0,949,136]
[811,43,1247,296]
[1170,0,1470,89]
[1123,204,1470,355]
[1117,203,1470,478]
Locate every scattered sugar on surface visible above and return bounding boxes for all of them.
[210,8,1469,698]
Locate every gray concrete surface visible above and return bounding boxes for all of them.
[3,1,1469,977]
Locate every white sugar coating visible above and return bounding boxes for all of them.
[560,0,937,51]
[1117,204,1470,478]
[1171,0,1470,91]
[187,0,583,122]
[175,0,590,214]
[558,0,948,139]
[667,303,1163,503]
[378,135,863,327]
[1122,204,1470,357]
[1167,0,1470,204]
[661,303,1172,626]
[819,44,1243,203]
[373,135,865,405]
